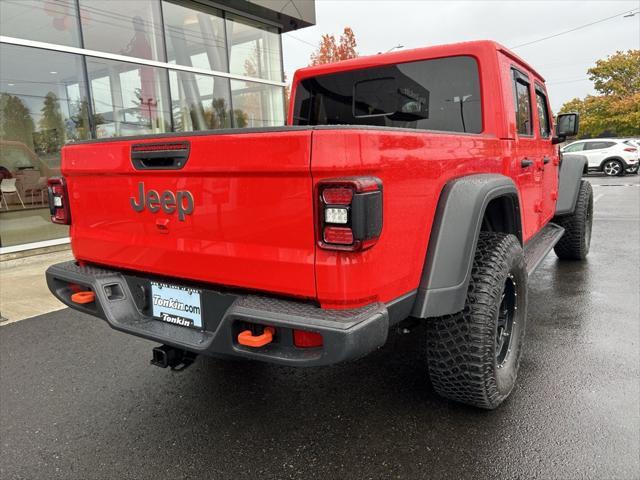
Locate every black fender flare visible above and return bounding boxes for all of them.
[556,153,588,216]
[411,174,521,318]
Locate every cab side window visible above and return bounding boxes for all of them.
[535,86,551,138]
[512,69,532,136]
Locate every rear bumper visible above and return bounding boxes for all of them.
[45,261,390,367]
[623,158,638,172]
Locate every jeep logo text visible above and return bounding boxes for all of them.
[130,182,194,221]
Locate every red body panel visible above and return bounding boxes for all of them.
[61,40,559,309]
[311,129,504,308]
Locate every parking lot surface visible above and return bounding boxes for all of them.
[1,175,638,480]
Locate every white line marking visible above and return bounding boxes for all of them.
[594,193,604,204]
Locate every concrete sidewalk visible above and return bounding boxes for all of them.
[0,249,73,324]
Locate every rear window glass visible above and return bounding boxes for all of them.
[293,56,482,133]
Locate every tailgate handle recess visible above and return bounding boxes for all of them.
[131,142,190,170]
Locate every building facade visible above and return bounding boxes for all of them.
[0,0,314,251]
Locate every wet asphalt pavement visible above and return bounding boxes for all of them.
[1,175,639,480]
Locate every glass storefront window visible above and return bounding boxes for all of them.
[86,58,171,138]
[226,14,282,82]
[163,1,228,72]
[231,81,284,128]
[79,0,165,61]
[0,44,90,247]
[0,2,287,249]
[169,71,231,131]
[0,0,82,47]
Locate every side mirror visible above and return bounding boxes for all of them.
[553,112,579,144]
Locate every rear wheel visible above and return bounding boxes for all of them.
[554,180,593,260]
[602,159,623,176]
[426,232,527,410]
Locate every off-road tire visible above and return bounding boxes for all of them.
[554,180,593,260]
[426,232,528,410]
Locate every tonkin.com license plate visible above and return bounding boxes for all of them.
[151,282,202,329]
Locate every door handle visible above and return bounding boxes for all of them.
[521,159,534,168]
[543,157,551,165]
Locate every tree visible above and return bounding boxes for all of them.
[0,93,35,149]
[588,50,640,97]
[36,92,66,154]
[559,50,639,138]
[203,98,232,129]
[309,27,358,66]
[69,99,102,142]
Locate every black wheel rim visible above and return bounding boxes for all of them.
[496,274,517,366]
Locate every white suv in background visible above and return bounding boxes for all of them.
[561,138,639,176]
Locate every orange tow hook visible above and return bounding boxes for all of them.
[237,326,275,348]
[71,291,95,304]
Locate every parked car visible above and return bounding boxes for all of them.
[561,138,639,175]
[46,40,589,410]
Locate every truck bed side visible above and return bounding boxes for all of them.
[310,127,505,308]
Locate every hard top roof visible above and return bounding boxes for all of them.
[294,40,545,82]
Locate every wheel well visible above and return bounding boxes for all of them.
[600,157,624,168]
[480,195,522,244]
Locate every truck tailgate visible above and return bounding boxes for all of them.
[62,129,316,298]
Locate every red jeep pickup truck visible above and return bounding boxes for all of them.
[46,40,591,409]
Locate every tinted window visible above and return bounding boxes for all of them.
[169,71,232,131]
[163,1,228,72]
[226,13,282,82]
[0,44,91,165]
[231,80,285,127]
[293,56,482,133]
[535,88,551,138]
[0,0,81,47]
[0,43,89,246]
[512,71,532,136]
[563,142,584,152]
[79,0,165,61]
[86,57,171,138]
[584,141,615,150]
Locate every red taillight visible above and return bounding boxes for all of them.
[293,330,323,348]
[317,177,383,251]
[322,187,353,205]
[624,147,637,152]
[47,177,71,225]
[323,226,354,245]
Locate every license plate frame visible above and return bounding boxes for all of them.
[150,281,203,329]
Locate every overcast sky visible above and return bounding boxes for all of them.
[282,0,640,112]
